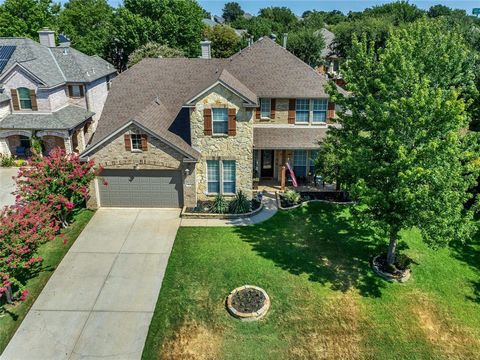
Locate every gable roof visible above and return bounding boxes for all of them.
[86,37,341,158]
[0,38,116,87]
[185,69,257,106]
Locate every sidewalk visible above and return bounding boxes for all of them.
[180,193,278,227]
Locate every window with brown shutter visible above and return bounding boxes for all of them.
[327,102,335,123]
[29,89,38,111]
[271,99,276,119]
[124,134,131,151]
[288,99,296,124]
[204,108,212,135]
[10,89,19,110]
[228,108,236,136]
[141,134,148,151]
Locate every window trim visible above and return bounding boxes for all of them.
[130,131,143,152]
[206,159,237,195]
[17,87,32,110]
[260,98,271,119]
[295,99,329,125]
[68,84,84,98]
[212,108,229,135]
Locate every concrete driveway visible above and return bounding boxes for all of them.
[1,208,181,360]
[0,167,18,208]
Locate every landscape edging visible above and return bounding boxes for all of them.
[181,203,264,219]
[275,192,355,210]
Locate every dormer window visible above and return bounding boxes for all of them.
[68,85,84,98]
[18,88,32,109]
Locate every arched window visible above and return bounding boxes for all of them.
[17,87,32,109]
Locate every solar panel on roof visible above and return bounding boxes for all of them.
[0,45,16,72]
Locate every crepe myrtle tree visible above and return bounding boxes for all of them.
[322,19,480,267]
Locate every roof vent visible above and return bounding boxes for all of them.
[200,40,211,59]
[283,33,288,48]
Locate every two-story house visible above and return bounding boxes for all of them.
[0,28,117,157]
[80,37,345,208]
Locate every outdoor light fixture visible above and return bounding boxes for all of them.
[185,168,190,176]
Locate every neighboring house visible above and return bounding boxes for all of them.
[81,37,345,209]
[203,16,248,38]
[315,28,343,83]
[0,28,117,157]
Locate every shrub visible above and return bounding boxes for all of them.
[284,190,301,206]
[211,194,229,214]
[0,154,15,167]
[0,202,60,303]
[229,191,252,214]
[15,148,96,226]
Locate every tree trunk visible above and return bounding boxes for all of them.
[386,231,398,266]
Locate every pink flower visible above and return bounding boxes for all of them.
[65,202,74,210]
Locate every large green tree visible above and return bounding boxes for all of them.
[287,29,325,67]
[0,0,60,38]
[123,0,204,56]
[58,0,113,55]
[259,6,298,33]
[222,2,244,23]
[128,42,184,66]
[204,25,242,58]
[322,19,479,267]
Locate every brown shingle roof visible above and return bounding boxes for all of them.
[86,37,339,157]
[253,126,329,150]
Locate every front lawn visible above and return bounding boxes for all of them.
[143,203,480,360]
[0,209,94,353]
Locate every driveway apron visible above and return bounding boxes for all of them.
[1,208,180,360]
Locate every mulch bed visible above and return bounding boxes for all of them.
[230,287,266,313]
[186,199,261,214]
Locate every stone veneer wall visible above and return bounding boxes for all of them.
[86,124,196,208]
[190,84,254,200]
[254,98,290,125]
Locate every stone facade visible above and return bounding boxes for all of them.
[190,84,254,200]
[254,98,290,125]
[86,124,196,208]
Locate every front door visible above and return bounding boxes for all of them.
[261,150,274,178]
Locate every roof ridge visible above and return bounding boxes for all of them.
[48,47,67,82]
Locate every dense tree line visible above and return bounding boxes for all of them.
[1,0,480,80]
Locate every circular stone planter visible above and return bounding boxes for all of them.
[226,285,270,321]
[372,255,411,283]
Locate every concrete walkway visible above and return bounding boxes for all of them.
[180,193,278,227]
[0,167,18,208]
[1,208,181,360]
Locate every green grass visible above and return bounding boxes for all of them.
[0,209,94,353]
[143,203,480,360]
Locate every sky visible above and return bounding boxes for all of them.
[196,0,480,16]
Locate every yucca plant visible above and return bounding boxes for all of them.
[211,194,229,214]
[283,189,301,206]
[229,191,252,214]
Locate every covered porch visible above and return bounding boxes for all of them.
[0,105,94,157]
[253,149,337,193]
[253,125,337,193]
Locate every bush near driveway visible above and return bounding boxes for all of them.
[0,148,96,305]
[0,209,94,353]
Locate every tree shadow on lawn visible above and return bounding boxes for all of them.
[234,202,387,298]
[450,232,480,304]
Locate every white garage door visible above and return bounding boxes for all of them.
[98,169,183,208]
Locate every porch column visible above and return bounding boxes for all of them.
[0,137,11,156]
[64,136,73,154]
